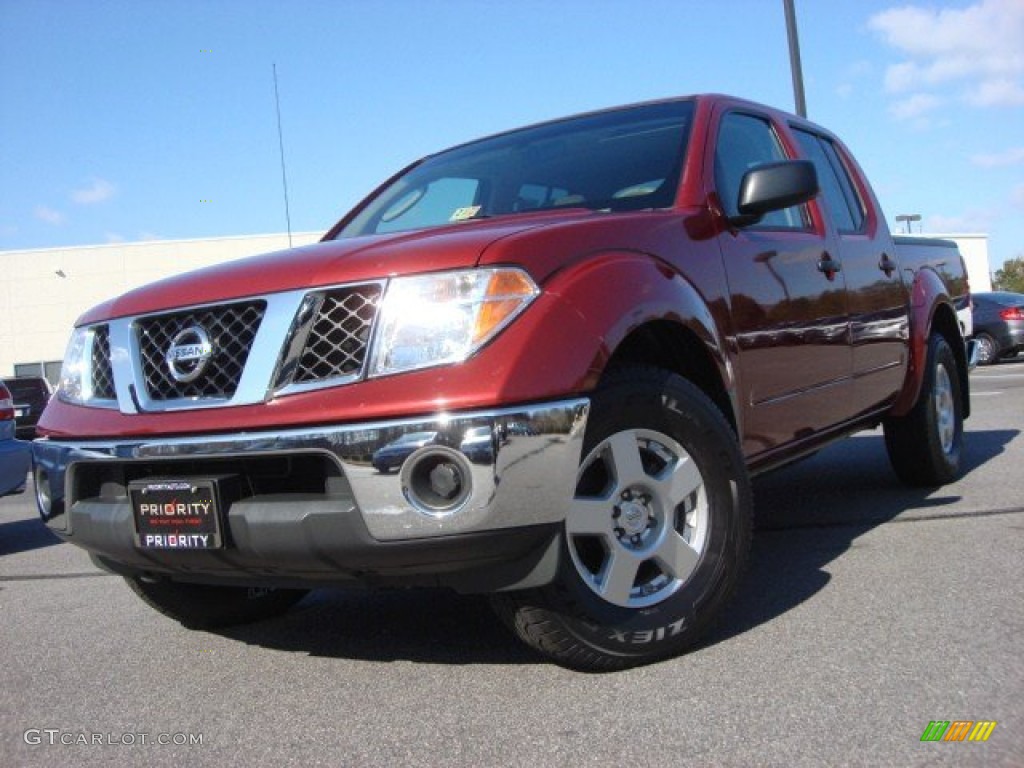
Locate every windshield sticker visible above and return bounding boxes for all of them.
[450,205,482,222]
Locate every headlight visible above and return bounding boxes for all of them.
[369,268,539,377]
[57,327,92,404]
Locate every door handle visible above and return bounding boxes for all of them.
[817,253,842,280]
[878,253,896,277]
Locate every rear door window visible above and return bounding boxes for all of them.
[793,129,865,233]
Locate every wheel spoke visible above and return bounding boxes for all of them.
[653,529,701,582]
[566,497,615,537]
[934,365,955,454]
[606,430,647,489]
[597,548,641,605]
[655,454,703,508]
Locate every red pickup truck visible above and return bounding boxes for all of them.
[33,94,973,670]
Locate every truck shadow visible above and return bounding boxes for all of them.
[224,589,538,665]
[0,516,63,556]
[221,427,1017,666]
[706,426,1018,648]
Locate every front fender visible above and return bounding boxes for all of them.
[541,251,731,395]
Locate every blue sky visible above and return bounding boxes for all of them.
[2,0,1022,271]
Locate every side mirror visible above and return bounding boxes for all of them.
[730,160,818,228]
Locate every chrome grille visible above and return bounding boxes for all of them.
[137,302,265,400]
[91,325,116,399]
[293,285,381,383]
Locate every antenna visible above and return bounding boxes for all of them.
[273,63,293,248]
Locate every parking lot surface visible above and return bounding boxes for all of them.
[2,360,1022,767]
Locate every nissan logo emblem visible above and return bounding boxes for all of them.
[165,326,214,384]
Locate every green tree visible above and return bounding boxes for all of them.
[992,255,1024,293]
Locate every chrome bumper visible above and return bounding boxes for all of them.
[33,399,589,543]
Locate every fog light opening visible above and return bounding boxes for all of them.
[401,447,473,517]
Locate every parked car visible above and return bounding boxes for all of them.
[0,381,31,496]
[971,292,1024,365]
[371,431,438,473]
[2,376,53,439]
[459,425,495,464]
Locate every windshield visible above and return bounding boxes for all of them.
[334,100,694,238]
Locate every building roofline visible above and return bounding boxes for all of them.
[0,231,322,256]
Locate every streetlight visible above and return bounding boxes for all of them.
[895,214,921,234]
[783,0,807,117]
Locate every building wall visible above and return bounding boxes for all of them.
[0,232,320,379]
[932,233,992,293]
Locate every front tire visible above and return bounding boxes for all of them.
[125,577,309,629]
[492,367,752,671]
[884,333,964,486]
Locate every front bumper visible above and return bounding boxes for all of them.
[32,398,588,591]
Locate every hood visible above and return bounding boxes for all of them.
[77,212,592,324]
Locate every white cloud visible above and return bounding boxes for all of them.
[34,205,65,225]
[928,209,999,233]
[1013,183,1024,210]
[71,178,116,205]
[889,92,942,121]
[966,78,1024,106]
[971,147,1024,167]
[870,0,1024,109]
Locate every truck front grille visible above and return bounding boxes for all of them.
[137,301,266,401]
[293,285,381,383]
[91,325,116,400]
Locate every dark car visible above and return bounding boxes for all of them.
[2,376,52,439]
[0,381,31,496]
[971,292,1024,365]
[459,425,495,464]
[371,431,438,473]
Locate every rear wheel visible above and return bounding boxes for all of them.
[884,333,963,486]
[974,333,997,365]
[125,576,308,629]
[492,367,752,671]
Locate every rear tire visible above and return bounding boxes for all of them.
[974,333,997,365]
[492,367,752,671]
[125,577,308,629]
[884,333,963,486]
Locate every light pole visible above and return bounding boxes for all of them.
[895,214,921,234]
[783,0,807,118]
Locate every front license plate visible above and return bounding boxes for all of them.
[130,480,223,549]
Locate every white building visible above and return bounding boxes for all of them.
[1,232,319,381]
[930,234,992,293]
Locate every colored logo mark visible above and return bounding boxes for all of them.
[920,720,997,742]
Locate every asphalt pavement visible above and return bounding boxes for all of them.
[1,359,1022,767]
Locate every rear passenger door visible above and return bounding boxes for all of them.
[791,128,908,413]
